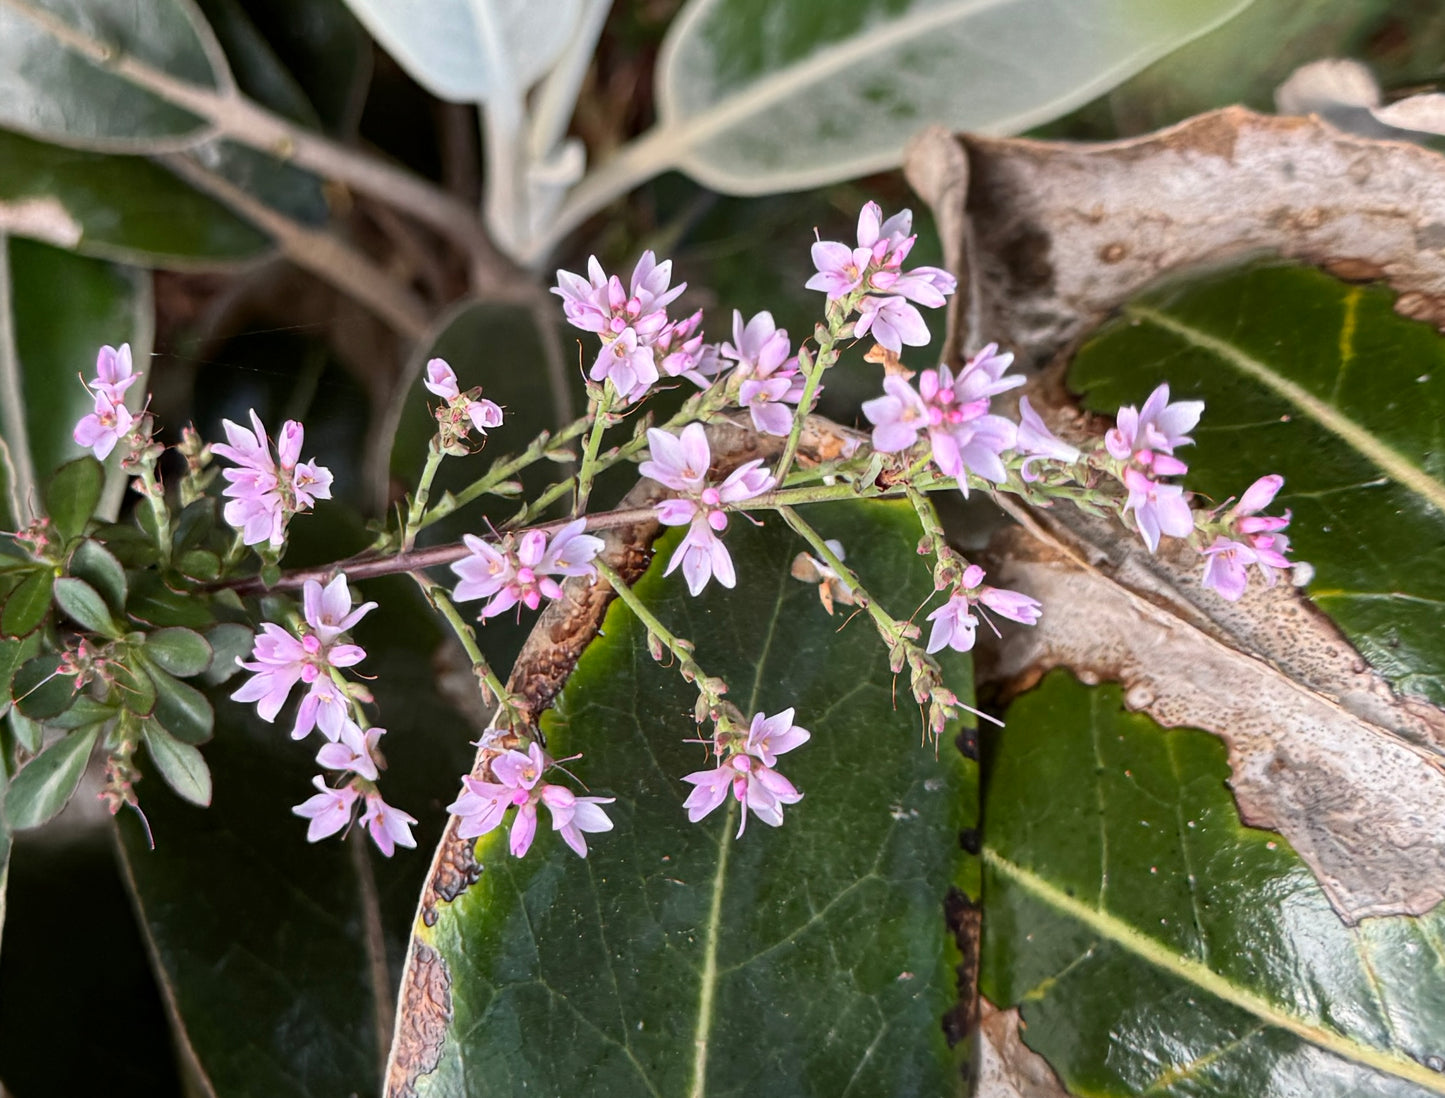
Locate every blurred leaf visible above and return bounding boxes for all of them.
[68,539,127,613]
[116,566,487,1098]
[201,622,253,686]
[0,634,38,718]
[0,570,52,639]
[0,237,149,530]
[0,128,270,265]
[4,724,100,829]
[142,721,212,805]
[1068,263,1445,706]
[393,500,975,1094]
[0,0,226,151]
[52,576,122,638]
[982,670,1445,1097]
[144,627,214,678]
[44,457,103,542]
[193,0,318,126]
[652,0,1251,195]
[144,659,215,745]
[11,653,76,720]
[339,0,580,103]
[233,0,370,135]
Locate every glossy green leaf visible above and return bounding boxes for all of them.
[49,694,118,730]
[4,724,100,830]
[126,572,216,629]
[653,0,1251,195]
[143,627,213,679]
[1068,263,1445,705]
[0,0,225,151]
[6,709,41,755]
[0,633,39,718]
[44,457,103,542]
[0,128,269,265]
[116,572,487,1098]
[0,237,148,531]
[143,660,214,745]
[112,658,158,717]
[982,670,1445,1097]
[394,500,975,1094]
[67,538,127,613]
[53,576,122,638]
[142,722,212,806]
[11,652,77,720]
[338,0,581,103]
[0,570,52,638]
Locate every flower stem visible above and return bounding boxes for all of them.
[402,444,446,552]
[573,383,617,517]
[136,463,172,568]
[773,306,851,485]
[410,573,523,727]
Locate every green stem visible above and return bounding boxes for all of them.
[410,573,522,726]
[573,383,616,516]
[137,464,172,568]
[773,307,850,485]
[402,444,445,552]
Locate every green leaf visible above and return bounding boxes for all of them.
[143,660,215,745]
[0,128,269,265]
[68,539,127,613]
[982,670,1445,1097]
[49,694,118,730]
[126,572,216,629]
[11,652,77,720]
[391,500,975,1093]
[0,570,52,638]
[652,0,1251,195]
[232,0,369,135]
[52,577,122,638]
[116,571,482,1097]
[112,658,157,717]
[1067,262,1445,705]
[0,0,225,150]
[4,724,100,829]
[0,633,39,717]
[200,622,254,686]
[6,708,41,754]
[141,722,212,806]
[143,627,214,679]
[338,0,582,102]
[0,237,148,531]
[44,457,104,542]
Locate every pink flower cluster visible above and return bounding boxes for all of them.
[639,424,774,596]
[683,709,810,836]
[448,741,614,858]
[212,410,333,548]
[1200,475,1293,600]
[451,519,604,619]
[925,564,1041,654]
[552,252,707,402]
[73,344,140,460]
[424,358,504,436]
[1107,383,1203,554]
[720,310,804,436]
[230,573,415,855]
[808,203,956,352]
[862,344,1024,494]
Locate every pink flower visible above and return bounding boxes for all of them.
[719,310,805,436]
[856,201,915,264]
[316,723,384,781]
[424,358,460,401]
[744,708,810,767]
[682,709,808,836]
[467,399,504,433]
[591,326,660,403]
[978,585,1042,625]
[303,573,377,644]
[446,741,614,858]
[361,790,417,857]
[806,239,873,299]
[926,595,978,654]
[1200,537,1258,601]
[1106,383,1204,461]
[640,425,774,595]
[1123,467,1195,553]
[450,520,603,619]
[73,390,135,460]
[721,310,793,379]
[876,266,956,308]
[855,295,931,352]
[292,776,359,842]
[1015,396,1080,480]
[1200,475,1295,599]
[212,410,333,548]
[92,344,139,402]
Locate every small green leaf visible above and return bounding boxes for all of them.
[144,661,214,745]
[6,708,41,754]
[0,633,39,717]
[44,457,104,542]
[170,499,216,554]
[5,725,101,829]
[143,627,213,678]
[50,695,118,731]
[141,723,212,806]
[1,570,53,638]
[53,577,123,638]
[127,572,216,629]
[111,658,157,717]
[68,539,127,612]
[175,549,222,582]
[200,623,254,686]
[12,653,78,720]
